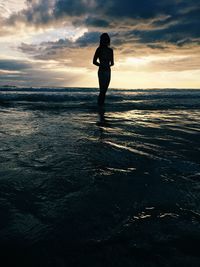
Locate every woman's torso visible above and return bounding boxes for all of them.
[98,46,113,71]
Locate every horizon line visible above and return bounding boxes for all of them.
[0,84,200,90]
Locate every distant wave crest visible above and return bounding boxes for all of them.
[0,87,200,110]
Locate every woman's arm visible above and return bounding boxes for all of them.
[110,49,114,66]
[93,48,100,66]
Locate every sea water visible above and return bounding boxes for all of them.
[0,87,200,266]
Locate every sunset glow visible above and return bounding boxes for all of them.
[0,0,200,88]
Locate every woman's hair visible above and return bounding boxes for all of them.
[100,33,110,47]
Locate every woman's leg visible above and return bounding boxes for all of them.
[98,70,111,105]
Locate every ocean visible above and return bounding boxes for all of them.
[0,87,200,266]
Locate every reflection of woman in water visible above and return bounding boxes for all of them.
[93,33,114,106]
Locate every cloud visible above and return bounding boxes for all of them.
[135,8,200,44]
[18,31,100,56]
[1,0,200,87]
[0,0,25,18]
[0,58,86,87]
[7,0,56,26]
[84,17,110,28]
[3,0,199,47]
[150,55,200,72]
[0,59,32,71]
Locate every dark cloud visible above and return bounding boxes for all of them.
[0,59,32,71]
[84,17,110,28]
[8,0,55,25]
[54,0,89,17]
[76,31,100,47]
[131,11,200,44]
[106,0,200,19]
[19,31,100,54]
[6,0,199,48]
[105,0,162,19]
[0,58,80,87]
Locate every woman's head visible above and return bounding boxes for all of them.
[100,33,110,47]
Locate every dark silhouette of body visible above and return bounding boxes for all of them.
[93,33,114,106]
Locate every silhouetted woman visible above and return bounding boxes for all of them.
[93,33,114,106]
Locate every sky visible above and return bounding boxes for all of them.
[0,0,200,89]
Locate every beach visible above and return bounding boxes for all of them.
[0,87,200,266]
